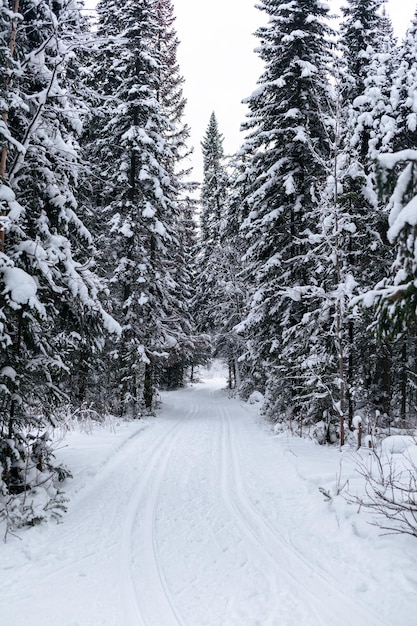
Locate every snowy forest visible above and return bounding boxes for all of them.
[1,0,417,530]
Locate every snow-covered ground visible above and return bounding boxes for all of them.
[1,365,416,625]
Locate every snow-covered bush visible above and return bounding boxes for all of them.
[312,420,338,445]
[248,390,264,405]
[0,432,72,537]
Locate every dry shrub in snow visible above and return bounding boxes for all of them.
[353,436,417,538]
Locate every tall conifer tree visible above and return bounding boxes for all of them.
[154,0,197,389]
[0,0,116,498]
[193,112,229,332]
[237,0,335,418]
[338,0,397,419]
[193,112,248,387]
[87,0,193,414]
[365,11,417,420]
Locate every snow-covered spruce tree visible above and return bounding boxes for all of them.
[337,0,397,422]
[154,0,189,169]
[222,147,261,397]
[236,0,335,421]
[339,0,384,103]
[0,0,117,511]
[193,112,241,383]
[153,0,199,390]
[366,150,417,422]
[215,173,249,391]
[199,112,229,249]
[87,0,194,414]
[377,10,417,420]
[391,9,417,153]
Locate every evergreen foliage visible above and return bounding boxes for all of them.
[0,0,115,511]
[193,112,245,387]
[2,0,417,532]
[329,0,396,422]
[235,0,335,418]
[339,0,384,102]
[367,150,417,419]
[194,112,229,335]
[86,0,194,415]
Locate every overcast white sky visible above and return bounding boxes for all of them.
[173,0,417,180]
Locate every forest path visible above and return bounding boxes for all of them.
[0,369,412,625]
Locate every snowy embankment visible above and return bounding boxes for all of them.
[1,367,416,626]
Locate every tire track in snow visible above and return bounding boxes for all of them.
[223,407,382,626]
[119,403,199,626]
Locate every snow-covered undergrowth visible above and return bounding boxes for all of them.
[0,411,143,539]
[305,433,417,534]
[271,410,417,539]
[0,430,72,536]
[0,372,416,625]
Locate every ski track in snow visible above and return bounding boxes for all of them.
[119,421,178,626]
[120,402,199,626]
[221,406,382,626]
[219,407,325,626]
[1,372,416,625]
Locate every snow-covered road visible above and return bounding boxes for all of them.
[1,370,416,625]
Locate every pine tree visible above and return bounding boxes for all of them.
[339,0,384,104]
[192,112,245,382]
[237,0,335,419]
[153,0,198,389]
[336,0,396,421]
[0,0,116,502]
[359,10,417,422]
[87,0,193,415]
[194,112,229,332]
[368,149,417,420]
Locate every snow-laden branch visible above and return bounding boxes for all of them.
[379,149,417,169]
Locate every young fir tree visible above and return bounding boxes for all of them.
[0,0,117,501]
[237,0,335,420]
[87,0,193,415]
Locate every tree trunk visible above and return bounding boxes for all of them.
[400,341,407,423]
[347,320,354,429]
[143,360,153,411]
[234,356,241,390]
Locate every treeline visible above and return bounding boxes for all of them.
[194,0,417,442]
[1,0,417,521]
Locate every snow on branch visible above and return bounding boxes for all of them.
[378,149,417,169]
